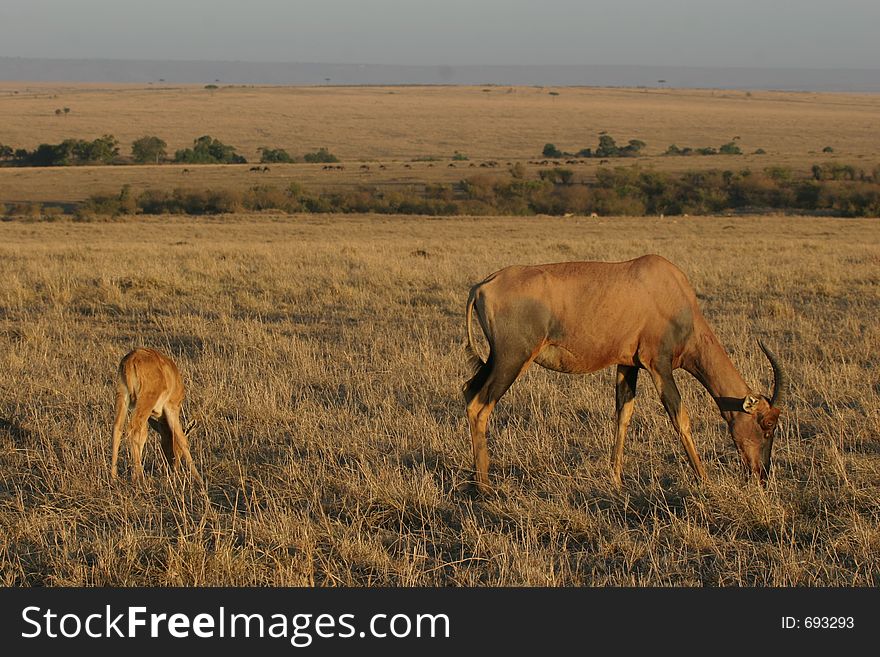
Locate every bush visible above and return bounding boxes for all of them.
[75,163,880,220]
[542,143,563,158]
[179,189,242,214]
[6,202,42,219]
[258,147,295,164]
[41,205,65,221]
[81,194,123,216]
[719,141,743,155]
[303,148,339,163]
[244,185,291,210]
[509,162,526,179]
[764,166,792,182]
[591,189,646,216]
[538,167,574,184]
[452,151,469,161]
[623,139,646,155]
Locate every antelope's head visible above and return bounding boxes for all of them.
[728,342,785,484]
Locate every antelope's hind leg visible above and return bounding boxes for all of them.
[464,348,541,495]
[111,383,129,480]
[125,396,159,484]
[165,405,201,483]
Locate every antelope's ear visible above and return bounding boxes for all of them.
[742,395,761,414]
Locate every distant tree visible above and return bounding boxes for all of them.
[0,144,13,160]
[26,142,74,166]
[822,145,834,153]
[258,147,295,163]
[75,134,119,163]
[14,136,118,166]
[174,135,246,164]
[63,107,70,115]
[719,141,743,155]
[621,139,646,156]
[303,147,339,163]
[595,135,620,158]
[542,143,563,158]
[452,150,469,161]
[204,84,219,90]
[131,135,168,164]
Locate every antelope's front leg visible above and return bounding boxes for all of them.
[611,365,639,486]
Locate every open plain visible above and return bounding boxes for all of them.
[2,83,880,205]
[0,212,878,585]
[0,83,878,586]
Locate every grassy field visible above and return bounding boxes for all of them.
[1,213,878,586]
[2,83,879,205]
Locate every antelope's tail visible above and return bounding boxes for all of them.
[463,285,491,400]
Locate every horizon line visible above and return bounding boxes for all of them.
[2,56,880,73]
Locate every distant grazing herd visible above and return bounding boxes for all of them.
[176,160,529,175]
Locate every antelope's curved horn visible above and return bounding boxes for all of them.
[758,341,785,407]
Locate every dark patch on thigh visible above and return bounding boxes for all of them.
[490,297,554,357]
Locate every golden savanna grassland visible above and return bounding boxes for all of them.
[0,213,878,586]
[0,83,878,586]
[1,83,879,204]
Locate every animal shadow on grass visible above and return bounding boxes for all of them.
[0,415,42,500]
[166,334,205,359]
[0,415,33,446]
[399,446,465,499]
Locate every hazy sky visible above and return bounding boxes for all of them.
[1,0,878,69]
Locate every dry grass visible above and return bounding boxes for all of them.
[2,83,879,204]
[1,213,878,586]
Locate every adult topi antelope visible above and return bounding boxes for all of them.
[463,255,785,493]
[111,348,201,483]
